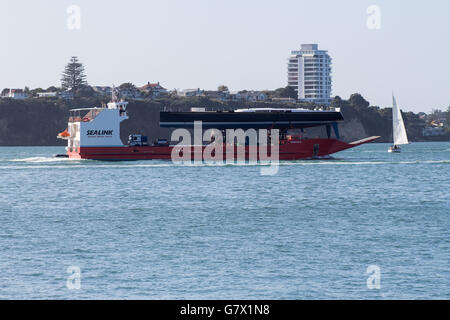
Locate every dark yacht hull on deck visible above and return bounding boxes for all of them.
[160,110,344,129]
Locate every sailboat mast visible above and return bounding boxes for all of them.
[392,94,398,144]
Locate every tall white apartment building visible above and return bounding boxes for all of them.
[287,44,332,105]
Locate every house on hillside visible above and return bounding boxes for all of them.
[203,90,229,101]
[36,92,58,98]
[139,82,168,98]
[92,86,112,97]
[177,88,204,97]
[231,91,267,102]
[119,89,142,100]
[423,126,446,136]
[37,91,74,100]
[59,91,74,100]
[1,88,28,99]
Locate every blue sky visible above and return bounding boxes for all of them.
[1,0,449,112]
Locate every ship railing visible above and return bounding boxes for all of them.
[69,108,104,122]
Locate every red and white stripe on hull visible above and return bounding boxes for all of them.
[67,136,380,161]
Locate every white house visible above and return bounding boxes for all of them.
[4,89,28,99]
[177,88,204,97]
[37,92,58,98]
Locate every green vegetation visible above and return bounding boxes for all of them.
[118,83,138,91]
[1,93,448,146]
[272,86,297,99]
[61,56,88,94]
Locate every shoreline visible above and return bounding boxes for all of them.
[1,141,449,148]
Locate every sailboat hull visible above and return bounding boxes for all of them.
[388,146,401,153]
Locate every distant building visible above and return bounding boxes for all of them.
[2,89,28,99]
[118,88,142,100]
[203,90,229,101]
[37,92,58,98]
[34,90,73,100]
[177,88,204,97]
[139,82,168,98]
[287,44,332,105]
[423,126,446,136]
[232,91,267,102]
[92,86,112,97]
[59,91,74,100]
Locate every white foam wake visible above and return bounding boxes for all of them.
[1,159,449,170]
[9,157,77,163]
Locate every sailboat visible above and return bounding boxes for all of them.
[388,94,409,152]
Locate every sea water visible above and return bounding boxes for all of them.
[0,142,448,299]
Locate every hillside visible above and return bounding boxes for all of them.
[0,94,447,146]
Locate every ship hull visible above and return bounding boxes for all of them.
[67,137,379,160]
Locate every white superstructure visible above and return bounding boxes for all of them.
[60,100,129,151]
[287,44,332,105]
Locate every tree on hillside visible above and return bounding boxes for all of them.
[429,109,443,122]
[77,85,96,98]
[61,56,87,93]
[330,96,342,104]
[348,93,370,108]
[330,96,346,109]
[273,86,297,99]
[218,85,229,92]
[119,82,137,91]
[29,88,45,97]
[46,86,60,92]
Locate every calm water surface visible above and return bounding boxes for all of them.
[0,142,448,299]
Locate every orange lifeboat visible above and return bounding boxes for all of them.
[57,128,70,139]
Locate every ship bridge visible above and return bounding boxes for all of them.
[69,101,128,122]
[69,108,105,122]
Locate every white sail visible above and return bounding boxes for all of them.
[392,95,409,145]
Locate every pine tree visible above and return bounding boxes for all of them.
[61,56,87,92]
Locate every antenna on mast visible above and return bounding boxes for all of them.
[112,85,120,102]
